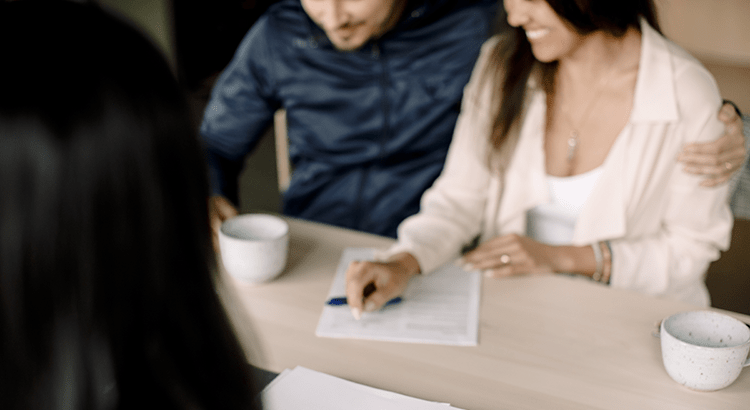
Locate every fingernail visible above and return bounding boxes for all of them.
[364,301,376,313]
[351,308,362,321]
[462,262,475,271]
[453,257,465,267]
[483,270,494,278]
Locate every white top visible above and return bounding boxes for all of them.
[380,19,732,306]
[527,168,604,245]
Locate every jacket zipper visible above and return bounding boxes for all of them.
[353,43,391,231]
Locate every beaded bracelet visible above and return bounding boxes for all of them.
[600,241,612,285]
[591,242,604,282]
[591,241,612,285]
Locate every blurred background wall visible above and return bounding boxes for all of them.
[658,0,750,113]
[100,0,750,113]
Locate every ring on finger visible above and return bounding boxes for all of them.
[500,254,511,265]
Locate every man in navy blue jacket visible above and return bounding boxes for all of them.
[202,0,497,238]
[202,0,746,239]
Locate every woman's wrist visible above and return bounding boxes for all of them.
[386,252,422,278]
[549,245,592,274]
[550,244,610,283]
[552,242,611,284]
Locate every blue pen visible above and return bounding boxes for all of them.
[326,296,403,307]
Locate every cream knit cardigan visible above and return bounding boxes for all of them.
[381,21,732,306]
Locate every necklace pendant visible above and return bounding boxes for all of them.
[567,131,578,162]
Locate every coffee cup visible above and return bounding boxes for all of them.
[218,214,289,284]
[660,310,750,391]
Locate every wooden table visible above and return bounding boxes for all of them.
[219,217,750,410]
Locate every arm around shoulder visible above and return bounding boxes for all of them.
[608,63,732,305]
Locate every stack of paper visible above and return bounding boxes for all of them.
[315,247,481,346]
[262,366,464,410]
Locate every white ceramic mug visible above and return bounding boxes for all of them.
[218,214,289,284]
[660,310,750,391]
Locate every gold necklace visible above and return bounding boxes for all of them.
[561,64,618,163]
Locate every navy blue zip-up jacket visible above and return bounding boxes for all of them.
[201,0,497,238]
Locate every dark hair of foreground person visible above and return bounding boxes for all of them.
[0,1,262,409]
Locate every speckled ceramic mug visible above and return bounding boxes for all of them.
[660,310,750,391]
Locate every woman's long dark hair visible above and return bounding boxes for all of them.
[485,0,660,153]
[0,1,260,409]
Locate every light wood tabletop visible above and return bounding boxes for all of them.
[219,217,750,410]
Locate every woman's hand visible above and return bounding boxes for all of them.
[461,233,577,278]
[678,102,746,187]
[344,252,420,320]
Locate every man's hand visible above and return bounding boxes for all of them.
[209,195,238,253]
[678,102,746,187]
[344,252,419,320]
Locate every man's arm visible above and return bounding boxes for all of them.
[200,19,280,241]
[678,101,746,187]
[729,110,750,219]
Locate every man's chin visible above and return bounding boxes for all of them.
[329,37,366,52]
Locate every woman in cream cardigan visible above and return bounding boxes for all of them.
[344,0,733,318]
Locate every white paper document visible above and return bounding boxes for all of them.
[262,366,464,410]
[315,247,481,346]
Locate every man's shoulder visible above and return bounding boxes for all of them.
[430,0,496,13]
[456,0,497,12]
[443,0,497,20]
[389,0,496,48]
[409,0,496,26]
[233,0,313,59]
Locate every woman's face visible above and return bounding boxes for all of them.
[503,0,582,62]
[301,0,406,51]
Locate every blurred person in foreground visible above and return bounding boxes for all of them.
[0,1,262,409]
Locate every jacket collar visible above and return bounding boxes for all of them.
[524,19,678,123]
[500,19,672,243]
[630,18,679,123]
[575,19,673,243]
